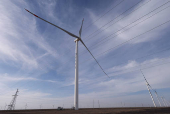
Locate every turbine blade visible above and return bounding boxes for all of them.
[80,39,109,78]
[79,19,108,77]
[25,9,80,39]
[79,19,84,38]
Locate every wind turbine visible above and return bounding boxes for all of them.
[25,9,109,110]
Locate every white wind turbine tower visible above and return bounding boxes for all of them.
[25,9,109,110]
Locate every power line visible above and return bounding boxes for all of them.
[1,0,170,99]
[78,58,170,91]
[140,70,165,107]
[3,58,170,103]
[5,43,170,97]
[45,57,170,93]
[17,59,168,101]
[61,0,125,54]
[75,40,170,82]
[83,0,148,40]
[84,2,170,51]
[107,57,170,77]
[53,0,161,64]
[26,9,109,80]
[27,57,170,92]
[81,19,170,63]
[83,46,170,80]
[140,69,157,107]
[54,44,170,86]
[0,2,130,95]
[53,0,146,61]
[61,2,170,65]
[6,52,169,97]
[0,63,56,96]
[78,57,170,89]
[84,0,125,30]
[111,59,170,78]
[67,0,146,51]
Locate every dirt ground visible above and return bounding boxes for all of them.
[0,107,170,114]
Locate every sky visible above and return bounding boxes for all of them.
[0,0,170,109]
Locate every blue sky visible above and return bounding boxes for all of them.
[0,0,170,109]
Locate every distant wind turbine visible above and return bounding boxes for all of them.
[25,9,109,110]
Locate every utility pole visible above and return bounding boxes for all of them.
[140,70,156,107]
[25,103,27,109]
[7,89,19,110]
[93,100,94,108]
[98,100,100,108]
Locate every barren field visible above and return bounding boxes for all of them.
[0,107,170,114]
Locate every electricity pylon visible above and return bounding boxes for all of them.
[140,70,156,107]
[154,91,161,107]
[7,89,19,110]
[164,98,169,107]
[148,88,162,107]
[161,97,167,107]
[162,97,169,107]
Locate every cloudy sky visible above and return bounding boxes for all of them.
[0,0,170,109]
